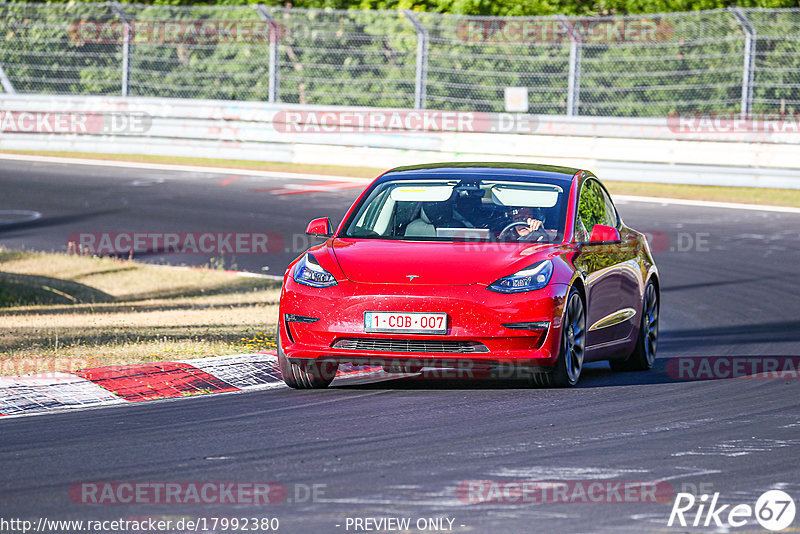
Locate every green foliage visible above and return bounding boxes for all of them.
[7,0,799,16]
[0,3,797,116]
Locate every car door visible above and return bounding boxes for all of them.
[595,182,643,342]
[571,178,627,349]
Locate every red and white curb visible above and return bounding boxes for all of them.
[0,352,393,418]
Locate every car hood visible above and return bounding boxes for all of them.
[331,238,560,285]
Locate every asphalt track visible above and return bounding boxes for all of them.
[2,159,800,533]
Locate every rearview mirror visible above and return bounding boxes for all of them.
[306,217,333,237]
[588,224,621,243]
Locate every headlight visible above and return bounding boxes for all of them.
[293,253,337,288]
[487,260,553,293]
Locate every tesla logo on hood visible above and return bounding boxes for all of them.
[406,275,420,281]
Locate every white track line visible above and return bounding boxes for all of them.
[615,194,800,214]
[142,262,284,281]
[0,152,371,183]
[2,152,797,213]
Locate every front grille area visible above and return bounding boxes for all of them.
[332,338,489,354]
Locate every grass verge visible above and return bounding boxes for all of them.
[603,181,800,208]
[0,248,280,375]
[1,149,798,207]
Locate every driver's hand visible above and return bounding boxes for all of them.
[517,218,543,236]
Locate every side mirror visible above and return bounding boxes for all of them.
[588,224,621,243]
[306,217,333,237]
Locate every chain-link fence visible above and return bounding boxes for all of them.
[0,3,798,117]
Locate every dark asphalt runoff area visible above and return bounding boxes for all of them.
[1,158,800,533]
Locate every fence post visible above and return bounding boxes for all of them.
[729,7,756,118]
[560,17,582,117]
[0,64,15,94]
[110,2,132,97]
[403,11,428,110]
[256,5,280,103]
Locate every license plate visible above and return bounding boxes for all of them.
[364,312,448,334]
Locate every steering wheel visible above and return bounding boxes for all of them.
[498,221,549,242]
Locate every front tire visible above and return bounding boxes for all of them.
[277,331,337,389]
[532,287,585,388]
[610,280,659,372]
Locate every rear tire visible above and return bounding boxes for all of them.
[277,331,337,389]
[531,287,585,388]
[610,280,659,372]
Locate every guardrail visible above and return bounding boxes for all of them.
[1,94,799,189]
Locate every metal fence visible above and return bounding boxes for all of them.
[0,3,798,117]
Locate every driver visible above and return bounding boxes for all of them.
[507,207,546,241]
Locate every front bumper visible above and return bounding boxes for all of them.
[279,278,570,369]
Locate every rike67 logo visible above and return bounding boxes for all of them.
[668,490,796,531]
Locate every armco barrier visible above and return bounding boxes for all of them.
[0,94,799,188]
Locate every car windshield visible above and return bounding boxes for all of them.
[343,178,568,243]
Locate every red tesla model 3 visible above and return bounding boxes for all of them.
[278,163,659,388]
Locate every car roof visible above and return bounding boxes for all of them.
[379,162,583,187]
